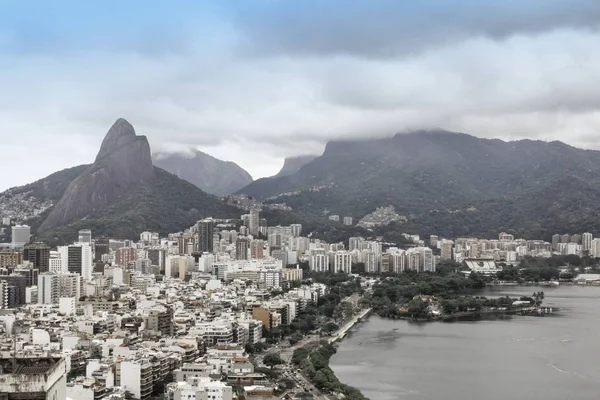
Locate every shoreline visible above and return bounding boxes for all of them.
[296,308,374,400]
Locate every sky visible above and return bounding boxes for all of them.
[2,1,600,189]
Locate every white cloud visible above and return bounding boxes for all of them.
[2,22,600,190]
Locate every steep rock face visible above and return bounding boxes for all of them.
[274,155,318,178]
[153,150,253,196]
[38,118,155,232]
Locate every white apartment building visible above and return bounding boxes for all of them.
[172,378,233,400]
[290,224,302,237]
[258,269,281,289]
[583,232,593,252]
[11,224,30,248]
[331,251,352,273]
[309,250,329,272]
[362,250,378,273]
[59,274,82,300]
[49,251,66,274]
[591,239,600,258]
[57,243,93,281]
[38,273,60,304]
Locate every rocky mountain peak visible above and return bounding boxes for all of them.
[38,119,155,232]
[96,118,139,161]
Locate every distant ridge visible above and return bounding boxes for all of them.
[238,129,600,238]
[275,155,318,178]
[153,149,253,196]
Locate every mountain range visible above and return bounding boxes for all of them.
[5,125,600,245]
[1,119,240,245]
[153,150,253,196]
[238,130,600,239]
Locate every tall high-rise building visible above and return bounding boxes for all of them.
[440,240,453,261]
[249,208,260,236]
[177,234,196,255]
[94,237,109,262]
[561,234,570,244]
[49,251,65,274]
[14,266,39,287]
[78,229,92,244]
[59,274,82,300]
[197,219,214,253]
[582,233,593,253]
[290,224,302,237]
[551,234,561,250]
[591,238,600,258]
[349,237,364,251]
[419,247,435,272]
[250,240,264,259]
[58,244,93,281]
[0,274,28,307]
[332,251,352,273]
[380,253,392,273]
[259,218,268,236]
[430,235,439,247]
[363,250,378,273]
[236,237,249,260]
[23,242,51,273]
[114,247,138,267]
[147,248,166,272]
[343,217,353,226]
[309,250,329,272]
[38,273,60,304]
[11,225,30,248]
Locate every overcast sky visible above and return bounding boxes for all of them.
[1,1,600,189]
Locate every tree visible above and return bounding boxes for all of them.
[124,391,133,400]
[407,298,429,319]
[322,322,339,335]
[289,332,304,345]
[264,353,284,369]
[89,344,102,359]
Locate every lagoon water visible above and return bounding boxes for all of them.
[330,286,600,400]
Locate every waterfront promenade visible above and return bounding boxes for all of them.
[328,308,372,344]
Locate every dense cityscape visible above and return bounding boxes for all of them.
[1,203,599,400]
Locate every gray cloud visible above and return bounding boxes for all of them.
[2,5,600,190]
[233,0,600,59]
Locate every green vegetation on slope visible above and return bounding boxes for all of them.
[8,164,90,202]
[37,167,241,245]
[243,131,600,240]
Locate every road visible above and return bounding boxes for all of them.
[327,307,372,344]
[258,294,371,399]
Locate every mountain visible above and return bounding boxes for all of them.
[238,130,600,239]
[274,155,318,177]
[39,119,156,232]
[153,150,253,196]
[2,118,240,245]
[37,167,240,245]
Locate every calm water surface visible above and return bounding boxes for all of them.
[330,285,600,400]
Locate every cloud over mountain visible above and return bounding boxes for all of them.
[1,1,600,189]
